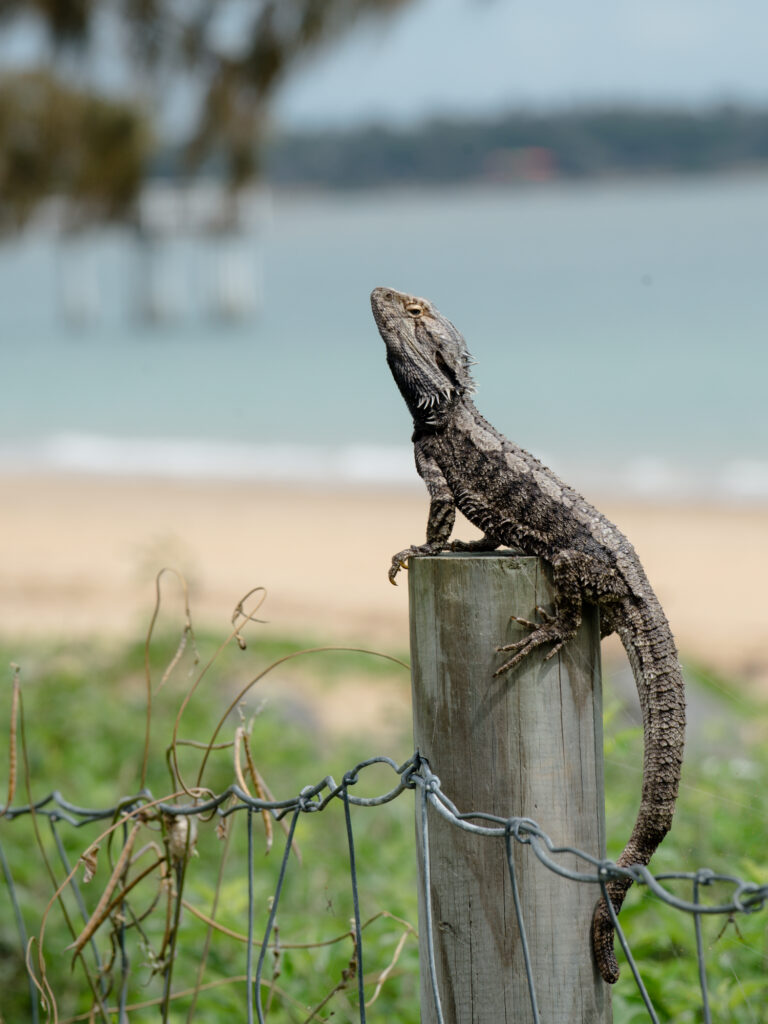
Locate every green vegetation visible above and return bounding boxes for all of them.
[0,630,418,1023]
[0,630,766,1022]
[602,670,768,1023]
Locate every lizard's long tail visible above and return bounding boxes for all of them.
[592,598,686,983]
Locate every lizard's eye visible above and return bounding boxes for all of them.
[406,304,423,317]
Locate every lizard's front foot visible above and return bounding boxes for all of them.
[494,605,577,677]
[388,543,445,585]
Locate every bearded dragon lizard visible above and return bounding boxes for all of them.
[370,285,686,984]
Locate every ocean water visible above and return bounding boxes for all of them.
[2,176,767,499]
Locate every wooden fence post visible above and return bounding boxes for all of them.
[409,552,612,1024]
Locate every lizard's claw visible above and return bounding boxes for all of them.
[514,605,553,625]
[493,605,574,677]
[493,640,534,677]
[508,614,538,630]
[388,548,416,584]
[388,543,445,584]
[388,558,409,585]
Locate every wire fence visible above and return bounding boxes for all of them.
[3,753,768,1023]
[1,576,767,1022]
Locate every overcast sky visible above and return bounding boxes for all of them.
[2,0,765,132]
[276,0,768,126]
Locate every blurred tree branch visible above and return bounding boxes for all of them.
[0,70,151,230]
[0,0,414,227]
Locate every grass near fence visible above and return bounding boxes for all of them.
[602,664,768,1023]
[1,584,767,1022]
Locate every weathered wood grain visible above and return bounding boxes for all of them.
[409,552,611,1024]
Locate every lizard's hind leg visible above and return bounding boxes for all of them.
[493,548,609,677]
[494,598,581,677]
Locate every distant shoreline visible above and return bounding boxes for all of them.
[262,105,768,191]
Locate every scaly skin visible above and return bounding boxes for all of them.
[370,285,686,984]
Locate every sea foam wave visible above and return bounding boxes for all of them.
[0,433,418,485]
[1,433,767,501]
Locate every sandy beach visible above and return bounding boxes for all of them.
[3,474,768,691]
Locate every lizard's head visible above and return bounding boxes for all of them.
[370,286,475,425]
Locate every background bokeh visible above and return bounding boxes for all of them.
[2,1,767,684]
